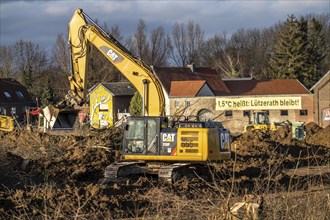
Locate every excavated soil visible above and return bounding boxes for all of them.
[0,122,329,219]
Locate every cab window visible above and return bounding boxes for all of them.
[147,119,158,154]
[126,119,144,139]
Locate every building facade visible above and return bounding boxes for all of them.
[311,70,330,128]
[89,82,136,129]
[154,66,313,133]
[0,78,35,122]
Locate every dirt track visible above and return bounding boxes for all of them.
[0,122,329,219]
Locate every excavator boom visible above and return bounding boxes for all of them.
[67,9,165,116]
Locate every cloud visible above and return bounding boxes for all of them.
[270,0,328,14]
[44,4,70,16]
[1,0,328,54]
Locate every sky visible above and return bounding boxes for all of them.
[0,0,329,53]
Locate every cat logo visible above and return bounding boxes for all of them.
[163,133,175,142]
[99,46,124,64]
[220,132,230,150]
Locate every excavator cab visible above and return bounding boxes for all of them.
[244,111,275,132]
[253,111,270,125]
[121,116,231,161]
[123,117,163,155]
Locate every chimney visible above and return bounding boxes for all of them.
[187,64,195,72]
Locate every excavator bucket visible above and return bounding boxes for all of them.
[41,105,79,130]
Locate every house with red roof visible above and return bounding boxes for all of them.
[153,65,313,133]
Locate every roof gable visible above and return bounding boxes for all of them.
[223,79,310,96]
[90,82,136,96]
[170,80,212,97]
[154,67,230,96]
[310,70,330,91]
[0,78,33,103]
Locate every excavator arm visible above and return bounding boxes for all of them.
[66,8,165,116]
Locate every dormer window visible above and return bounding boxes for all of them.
[4,91,11,98]
[16,91,24,99]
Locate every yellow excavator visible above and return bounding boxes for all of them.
[0,115,15,132]
[243,111,277,132]
[64,8,231,183]
[243,110,305,141]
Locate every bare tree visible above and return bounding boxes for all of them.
[171,21,204,67]
[14,40,47,74]
[201,26,280,79]
[0,45,15,78]
[128,19,171,66]
[149,26,171,66]
[13,40,48,95]
[200,33,242,78]
[134,19,149,61]
[110,25,124,42]
[50,33,70,98]
[52,33,70,74]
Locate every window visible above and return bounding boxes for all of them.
[300,109,308,116]
[0,107,6,115]
[125,119,145,154]
[99,104,109,112]
[174,100,180,108]
[280,110,288,116]
[4,92,11,98]
[147,119,157,154]
[11,107,16,114]
[185,101,190,108]
[15,91,24,99]
[126,119,144,139]
[225,111,233,117]
[243,110,250,117]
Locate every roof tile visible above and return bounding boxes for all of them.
[100,82,136,96]
[170,80,206,97]
[154,67,230,96]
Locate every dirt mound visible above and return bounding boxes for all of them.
[304,121,322,134]
[0,124,329,219]
[305,123,330,147]
[229,125,329,192]
[0,127,122,188]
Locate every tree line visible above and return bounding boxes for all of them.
[0,13,329,107]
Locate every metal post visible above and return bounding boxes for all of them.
[142,79,148,116]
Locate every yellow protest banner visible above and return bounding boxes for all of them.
[215,97,301,110]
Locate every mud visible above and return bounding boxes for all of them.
[0,122,329,219]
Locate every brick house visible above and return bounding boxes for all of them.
[154,66,313,133]
[219,79,312,132]
[153,65,230,117]
[311,70,330,128]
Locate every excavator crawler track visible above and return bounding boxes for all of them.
[158,163,193,183]
[101,161,151,183]
[100,162,213,184]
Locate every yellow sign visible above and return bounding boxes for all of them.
[216,97,302,110]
